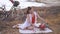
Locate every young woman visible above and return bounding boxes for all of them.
[13,7,46,30]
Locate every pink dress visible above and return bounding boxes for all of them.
[19,12,37,29]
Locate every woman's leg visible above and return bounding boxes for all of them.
[25,26,34,30]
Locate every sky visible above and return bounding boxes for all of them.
[0,0,13,11]
[0,0,46,11]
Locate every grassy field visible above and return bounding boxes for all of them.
[0,6,60,34]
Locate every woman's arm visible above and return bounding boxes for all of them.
[37,13,46,23]
[27,14,32,24]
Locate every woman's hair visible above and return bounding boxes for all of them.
[26,7,31,14]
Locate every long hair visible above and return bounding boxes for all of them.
[26,7,31,14]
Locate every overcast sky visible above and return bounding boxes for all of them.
[0,0,46,11]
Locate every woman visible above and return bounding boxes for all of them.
[13,7,46,30]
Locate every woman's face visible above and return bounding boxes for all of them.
[29,8,33,14]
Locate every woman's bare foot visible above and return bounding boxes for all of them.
[12,25,19,29]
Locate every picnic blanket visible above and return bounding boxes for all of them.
[19,24,52,34]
